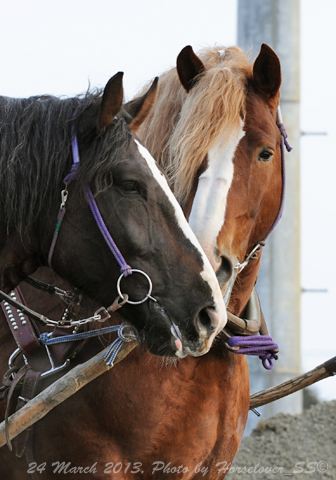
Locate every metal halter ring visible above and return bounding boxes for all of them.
[116,269,157,305]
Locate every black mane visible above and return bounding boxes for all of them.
[0,91,131,234]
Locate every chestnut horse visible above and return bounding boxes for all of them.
[0,44,284,479]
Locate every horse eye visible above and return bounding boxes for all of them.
[258,150,273,162]
[120,181,139,193]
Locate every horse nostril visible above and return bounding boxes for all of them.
[216,255,233,289]
[195,308,216,336]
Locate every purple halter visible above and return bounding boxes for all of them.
[235,107,292,273]
[47,122,161,306]
[48,125,132,277]
[71,134,132,276]
[227,108,292,370]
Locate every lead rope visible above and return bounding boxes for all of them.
[226,335,279,370]
[40,323,137,366]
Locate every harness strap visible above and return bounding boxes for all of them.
[23,276,79,304]
[39,323,136,367]
[47,206,66,268]
[5,364,30,451]
[0,289,51,327]
[4,365,41,479]
[264,114,289,240]
[1,289,40,355]
[13,368,41,458]
[224,288,265,337]
[1,286,87,368]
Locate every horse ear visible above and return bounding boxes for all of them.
[252,44,281,99]
[99,72,124,132]
[124,77,159,132]
[177,45,205,92]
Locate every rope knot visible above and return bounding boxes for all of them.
[120,264,132,277]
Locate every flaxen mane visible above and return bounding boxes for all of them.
[138,46,253,202]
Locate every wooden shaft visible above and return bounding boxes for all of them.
[250,356,336,410]
[0,346,334,447]
[0,340,138,448]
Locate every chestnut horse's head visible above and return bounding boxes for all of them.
[138,43,283,317]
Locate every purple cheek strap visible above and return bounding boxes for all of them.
[48,129,132,277]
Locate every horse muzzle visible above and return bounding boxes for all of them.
[171,306,226,358]
[144,301,225,358]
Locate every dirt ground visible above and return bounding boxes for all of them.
[227,400,336,479]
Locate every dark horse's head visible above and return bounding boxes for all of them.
[0,73,226,357]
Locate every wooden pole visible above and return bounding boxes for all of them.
[0,345,334,448]
[250,356,336,410]
[0,340,138,449]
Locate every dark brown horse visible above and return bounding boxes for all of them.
[0,72,225,358]
[0,44,284,479]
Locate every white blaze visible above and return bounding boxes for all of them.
[135,139,226,340]
[188,121,245,271]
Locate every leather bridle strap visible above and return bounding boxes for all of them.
[22,276,79,304]
[13,368,41,459]
[5,364,30,452]
[0,289,51,328]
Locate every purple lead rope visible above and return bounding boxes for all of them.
[226,336,279,370]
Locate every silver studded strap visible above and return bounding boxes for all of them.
[0,288,40,355]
